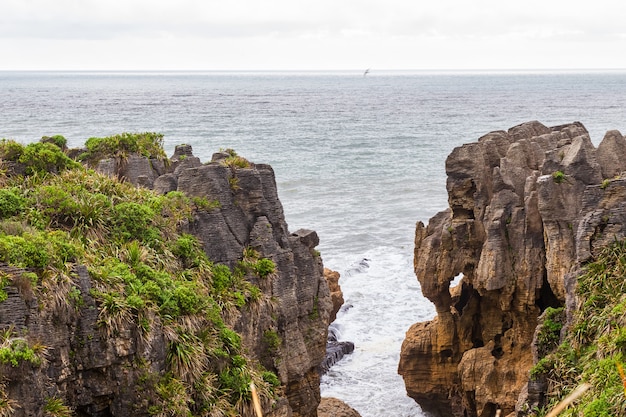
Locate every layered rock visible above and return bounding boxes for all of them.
[399,122,626,416]
[0,145,332,417]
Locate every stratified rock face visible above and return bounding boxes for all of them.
[399,121,626,417]
[0,146,331,417]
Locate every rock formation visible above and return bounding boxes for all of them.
[319,268,355,374]
[317,397,362,417]
[399,121,626,416]
[324,268,344,324]
[0,143,332,417]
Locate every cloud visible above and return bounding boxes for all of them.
[1,0,625,69]
[2,0,625,42]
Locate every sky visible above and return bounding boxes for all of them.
[1,0,625,71]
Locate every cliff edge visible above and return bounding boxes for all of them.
[0,135,331,417]
[398,121,626,416]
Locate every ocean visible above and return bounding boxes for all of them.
[2,70,626,416]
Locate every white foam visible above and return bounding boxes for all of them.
[320,246,436,417]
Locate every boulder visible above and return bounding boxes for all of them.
[318,397,362,417]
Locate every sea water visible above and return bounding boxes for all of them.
[2,70,626,416]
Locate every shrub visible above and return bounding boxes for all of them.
[254,258,276,278]
[212,264,233,293]
[170,234,207,268]
[263,329,281,354]
[0,334,41,367]
[0,140,78,176]
[218,359,252,403]
[0,188,25,219]
[0,137,278,415]
[535,307,565,358]
[81,132,167,164]
[0,139,25,161]
[191,196,220,211]
[0,273,10,303]
[219,327,241,353]
[19,142,79,175]
[0,233,50,269]
[152,374,192,416]
[43,398,72,417]
[552,170,566,184]
[112,202,160,244]
[223,155,251,169]
[40,135,67,150]
[262,371,280,388]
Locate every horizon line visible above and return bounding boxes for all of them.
[2,67,626,74]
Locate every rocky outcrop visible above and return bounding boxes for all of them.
[317,397,362,417]
[0,145,332,417]
[320,327,355,374]
[324,268,344,324]
[319,269,355,374]
[399,121,626,416]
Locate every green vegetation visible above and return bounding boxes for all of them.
[0,381,18,417]
[0,327,42,367]
[79,132,167,165]
[263,329,282,354]
[0,139,79,175]
[309,296,320,320]
[254,258,276,279]
[534,307,565,359]
[0,136,279,415]
[40,135,67,150]
[43,398,72,417]
[219,148,251,169]
[527,240,626,415]
[552,170,566,184]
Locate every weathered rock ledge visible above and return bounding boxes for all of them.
[399,121,626,416]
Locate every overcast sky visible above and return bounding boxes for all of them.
[1,0,625,71]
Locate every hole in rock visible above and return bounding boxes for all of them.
[480,402,498,417]
[450,273,463,288]
[452,207,475,220]
[454,281,476,317]
[536,271,561,313]
[440,349,453,360]
[491,334,504,358]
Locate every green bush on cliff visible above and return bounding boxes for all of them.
[43,397,72,417]
[0,140,79,175]
[0,327,42,368]
[528,240,626,415]
[40,134,67,150]
[0,188,26,219]
[79,132,167,165]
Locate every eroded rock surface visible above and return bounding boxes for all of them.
[318,397,362,417]
[399,121,626,416]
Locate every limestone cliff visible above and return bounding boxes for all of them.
[398,121,626,416]
[0,138,331,417]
